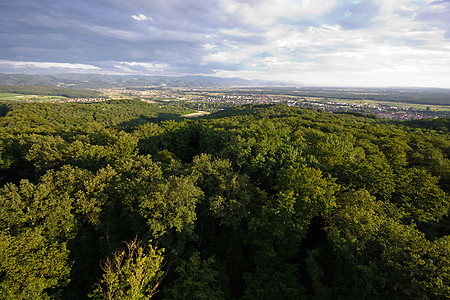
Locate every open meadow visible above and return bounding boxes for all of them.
[0,92,67,102]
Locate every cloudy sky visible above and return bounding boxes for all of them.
[1,0,450,87]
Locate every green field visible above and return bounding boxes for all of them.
[0,93,23,100]
[339,98,450,112]
[0,92,67,102]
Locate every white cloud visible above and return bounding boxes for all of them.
[220,28,256,38]
[203,43,216,50]
[83,25,145,41]
[0,60,100,70]
[203,4,450,88]
[113,61,169,74]
[118,61,168,69]
[132,13,151,21]
[219,0,338,27]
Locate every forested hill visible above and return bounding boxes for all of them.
[0,99,193,132]
[0,73,294,89]
[0,85,100,98]
[0,102,449,299]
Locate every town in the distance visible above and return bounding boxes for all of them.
[0,74,449,120]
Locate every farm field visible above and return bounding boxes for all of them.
[339,98,450,111]
[0,92,67,102]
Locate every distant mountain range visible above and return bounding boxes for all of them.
[0,74,299,89]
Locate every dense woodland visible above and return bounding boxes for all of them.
[0,100,449,299]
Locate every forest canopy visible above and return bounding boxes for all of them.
[0,101,449,299]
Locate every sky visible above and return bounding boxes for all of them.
[1,0,450,87]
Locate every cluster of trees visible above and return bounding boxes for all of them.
[0,99,193,132]
[0,101,449,299]
[0,85,101,99]
[163,100,238,113]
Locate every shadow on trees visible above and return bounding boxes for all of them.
[0,103,12,117]
[396,118,449,132]
[117,113,184,128]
